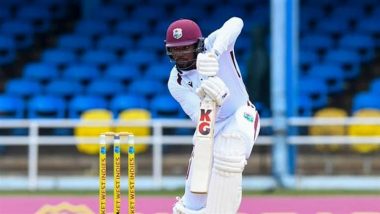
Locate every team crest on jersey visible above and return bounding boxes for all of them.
[243,112,254,122]
[173,28,183,39]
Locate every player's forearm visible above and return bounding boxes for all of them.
[212,17,244,55]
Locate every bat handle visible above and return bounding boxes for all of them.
[203,95,214,104]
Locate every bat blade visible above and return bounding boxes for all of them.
[190,96,216,194]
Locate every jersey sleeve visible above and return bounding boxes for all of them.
[167,68,200,122]
[205,17,244,55]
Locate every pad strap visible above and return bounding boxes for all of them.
[213,153,246,174]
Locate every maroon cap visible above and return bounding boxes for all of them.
[165,19,202,47]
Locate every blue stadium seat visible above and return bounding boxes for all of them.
[17,5,51,33]
[45,79,84,99]
[69,95,108,118]
[122,50,157,67]
[150,93,189,137]
[104,64,141,83]
[93,4,127,24]
[352,92,380,113]
[345,0,378,7]
[338,34,375,61]
[0,94,26,138]
[171,7,207,21]
[0,36,16,65]
[330,6,365,23]
[131,5,166,22]
[1,20,34,49]
[58,34,93,55]
[370,6,380,19]
[5,79,42,98]
[370,78,380,94]
[33,0,69,19]
[28,95,66,118]
[234,35,252,55]
[199,19,223,36]
[299,51,319,73]
[42,49,77,69]
[81,50,118,70]
[0,7,11,22]
[63,64,101,83]
[211,5,246,22]
[298,95,313,117]
[86,79,125,98]
[299,76,329,108]
[144,62,172,83]
[75,19,110,40]
[110,94,149,115]
[315,18,350,36]
[304,0,340,8]
[128,79,166,100]
[109,0,139,7]
[0,95,25,118]
[300,6,325,33]
[300,34,334,53]
[115,20,150,37]
[23,63,58,83]
[324,49,361,79]
[146,0,180,6]
[251,6,270,25]
[356,17,380,37]
[308,64,345,93]
[150,94,182,118]
[154,21,171,35]
[2,0,28,11]
[138,35,165,52]
[97,35,132,56]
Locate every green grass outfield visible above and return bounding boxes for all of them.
[1,189,380,196]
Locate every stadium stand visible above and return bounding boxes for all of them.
[85,79,125,99]
[69,95,108,118]
[110,94,149,116]
[63,64,101,84]
[28,95,66,118]
[5,79,42,99]
[104,64,141,84]
[128,79,166,100]
[23,62,59,83]
[0,94,25,119]
[1,20,34,49]
[0,36,16,65]
[0,0,379,170]
[352,91,380,113]
[150,94,183,119]
[45,80,84,100]
[58,34,93,55]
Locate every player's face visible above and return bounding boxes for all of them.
[169,44,197,70]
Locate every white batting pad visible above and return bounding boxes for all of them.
[205,132,247,213]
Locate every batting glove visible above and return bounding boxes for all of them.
[196,51,219,77]
[198,77,229,106]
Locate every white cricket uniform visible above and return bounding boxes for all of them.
[168,17,260,212]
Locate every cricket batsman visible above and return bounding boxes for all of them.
[165,17,261,213]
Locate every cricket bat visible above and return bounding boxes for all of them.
[190,95,216,194]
